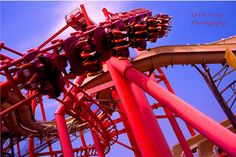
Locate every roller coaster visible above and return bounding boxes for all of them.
[1,4,236,157]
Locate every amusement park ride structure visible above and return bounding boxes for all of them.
[0,4,236,157]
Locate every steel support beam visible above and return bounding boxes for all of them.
[55,105,74,157]
[91,128,105,157]
[109,57,236,156]
[107,60,172,157]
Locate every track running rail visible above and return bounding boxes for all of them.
[81,40,236,90]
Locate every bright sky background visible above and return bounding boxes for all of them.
[1,1,236,156]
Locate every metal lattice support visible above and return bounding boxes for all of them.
[194,64,236,129]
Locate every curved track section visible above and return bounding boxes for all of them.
[81,38,236,90]
[1,91,56,137]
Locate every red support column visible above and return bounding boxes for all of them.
[90,128,105,157]
[55,75,86,157]
[28,137,34,157]
[129,82,173,156]
[80,131,89,157]
[38,97,53,157]
[55,105,74,157]
[156,68,196,136]
[161,107,193,157]
[152,69,194,156]
[111,90,142,157]
[28,92,35,157]
[109,57,236,156]
[151,73,194,155]
[16,142,21,157]
[38,97,47,121]
[107,61,172,157]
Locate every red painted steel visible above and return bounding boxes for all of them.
[80,4,93,26]
[38,25,69,50]
[160,106,193,157]
[55,105,74,157]
[0,92,40,117]
[156,68,196,136]
[0,53,14,61]
[1,43,24,56]
[109,57,236,156]
[16,143,21,157]
[111,90,142,157]
[116,141,133,150]
[38,97,47,122]
[0,42,62,71]
[55,75,86,157]
[143,70,195,156]
[38,96,54,157]
[129,82,173,156]
[28,137,34,157]
[4,69,24,99]
[91,128,106,157]
[107,61,172,157]
[153,69,194,156]
[80,131,89,157]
